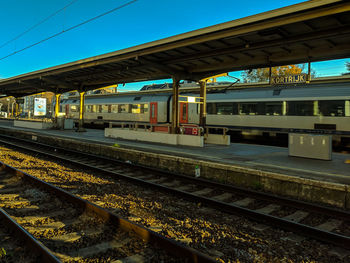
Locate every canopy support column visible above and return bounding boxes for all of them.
[171,77,180,134]
[199,80,207,128]
[54,93,61,123]
[15,103,19,118]
[77,91,86,132]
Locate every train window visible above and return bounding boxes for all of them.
[216,102,238,115]
[319,100,345,116]
[131,104,141,114]
[85,105,94,113]
[287,101,314,116]
[265,102,282,115]
[207,103,216,114]
[240,102,267,115]
[240,103,256,115]
[92,105,97,113]
[118,104,128,113]
[70,105,78,112]
[141,104,148,113]
[101,105,109,113]
[111,105,118,113]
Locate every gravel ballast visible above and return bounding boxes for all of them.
[0,145,348,263]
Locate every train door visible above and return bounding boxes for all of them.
[65,105,69,117]
[179,102,188,123]
[150,102,157,124]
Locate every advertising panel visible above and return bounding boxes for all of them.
[34,98,47,116]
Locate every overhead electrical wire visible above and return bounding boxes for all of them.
[0,0,138,62]
[0,0,79,50]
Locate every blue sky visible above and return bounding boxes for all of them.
[0,0,348,91]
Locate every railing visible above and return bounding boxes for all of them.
[108,122,230,137]
[204,126,229,137]
[109,121,171,133]
[179,124,203,136]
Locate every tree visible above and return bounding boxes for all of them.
[241,65,305,83]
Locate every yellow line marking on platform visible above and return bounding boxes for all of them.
[247,162,349,179]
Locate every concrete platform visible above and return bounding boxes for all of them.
[0,119,349,208]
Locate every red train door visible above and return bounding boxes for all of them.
[179,102,188,123]
[150,102,157,124]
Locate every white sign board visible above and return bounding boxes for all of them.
[34,98,47,116]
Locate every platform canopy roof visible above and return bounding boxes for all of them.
[0,0,349,97]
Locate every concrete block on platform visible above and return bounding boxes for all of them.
[105,128,204,147]
[289,133,332,160]
[205,134,230,145]
[178,134,204,147]
[14,120,54,130]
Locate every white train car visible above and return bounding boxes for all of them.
[61,78,350,143]
[62,93,170,125]
[203,82,350,141]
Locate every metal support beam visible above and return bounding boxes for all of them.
[199,80,207,128]
[77,91,86,132]
[15,103,19,118]
[308,61,311,82]
[54,93,61,123]
[42,77,78,92]
[171,77,180,134]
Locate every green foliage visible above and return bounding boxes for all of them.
[241,64,315,83]
[343,62,350,75]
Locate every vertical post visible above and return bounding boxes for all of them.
[77,90,86,132]
[54,93,61,122]
[268,67,272,84]
[307,61,311,82]
[199,80,207,128]
[7,98,10,117]
[11,101,15,118]
[15,103,19,117]
[171,77,180,134]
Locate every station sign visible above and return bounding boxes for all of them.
[270,74,307,84]
[34,98,47,116]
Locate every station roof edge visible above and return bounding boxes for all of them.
[0,0,347,85]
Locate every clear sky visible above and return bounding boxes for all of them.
[0,0,348,90]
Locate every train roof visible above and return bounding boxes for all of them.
[63,93,170,104]
[206,81,350,102]
[63,76,350,103]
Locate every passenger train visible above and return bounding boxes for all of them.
[60,77,350,144]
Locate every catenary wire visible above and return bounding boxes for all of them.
[0,0,79,50]
[0,0,138,62]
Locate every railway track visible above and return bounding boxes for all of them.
[0,161,214,262]
[0,134,349,254]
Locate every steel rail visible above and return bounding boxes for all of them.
[0,135,349,249]
[0,207,61,263]
[0,134,348,219]
[0,161,215,263]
